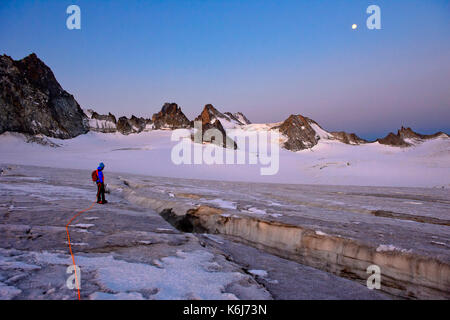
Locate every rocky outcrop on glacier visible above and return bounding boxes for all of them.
[152,103,190,130]
[194,104,227,123]
[117,115,152,135]
[273,114,370,151]
[377,126,448,147]
[85,110,152,135]
[193,104,238,149]
[0,53,88,139]
[86,110,118,133]
[129,115,151,133]
[272,114,449,151]
[331,131,368,145]
[191,105,251,129]
[273,115,323,151]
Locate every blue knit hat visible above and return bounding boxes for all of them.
[98,162,105,169]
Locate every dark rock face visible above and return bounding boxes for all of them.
[193,104,237,149]
[377,132,410,147]
[194,104,224,125]
[0,53,88,139]
[397,126,446,140]
[377,127,447,147]
[331,131,368,145]
[274,115,320,151]
[152,103,190,130]
[116,117,132,135]
[128,115,148,133]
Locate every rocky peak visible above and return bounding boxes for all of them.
[195,104,224,124]
[116,117,133,135]
[128,115,150,132]
[13,53,63,97]
[193,104,251,128]
[274,115,320,151]
[331,131,368,145]
[377,132,410,147]
[193,104,237,149]
[0,53,88,139]
[377,126,447,147]
[397,126,445,140]
[398,126,420,139]
[152,103,190,129]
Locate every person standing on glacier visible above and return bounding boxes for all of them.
[92,162,108,204]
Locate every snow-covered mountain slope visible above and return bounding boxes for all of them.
[1,129,449,188]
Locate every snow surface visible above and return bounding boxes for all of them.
[30,249,243,300]
[203,199,237,210]
[245,207,267,215]
[69,224,95,229]
[310,123,333,140]
[0,129,449,187]
[0,283,22,300]
[248,270,268,277]
[376,244,412,253]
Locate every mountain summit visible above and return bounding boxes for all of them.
[152,103,191,130]
[0,53,88,139]
[193,104,238,149]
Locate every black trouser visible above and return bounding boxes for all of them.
[97,182,105,203]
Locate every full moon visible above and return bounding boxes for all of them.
[352,24,357,30]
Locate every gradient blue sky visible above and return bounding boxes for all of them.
[1,0,449,139]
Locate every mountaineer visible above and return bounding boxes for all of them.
[92,162,108,204]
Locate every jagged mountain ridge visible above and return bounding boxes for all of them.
[272,115,369,151]
[192,104,238,149]
[84,105,449,151]
[376,126,448,147]
[1,53,448,151]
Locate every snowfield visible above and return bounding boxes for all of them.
[0,129,449,188]
[0,126,448,299]
[1,165,397,300]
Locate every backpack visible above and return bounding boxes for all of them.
[91,170,98,182]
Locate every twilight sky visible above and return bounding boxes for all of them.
[1,0,449,140]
